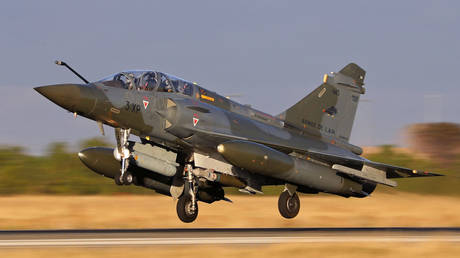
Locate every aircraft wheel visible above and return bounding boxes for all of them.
[176,194,198,223]
[122,172,133,185]
[114,173,123,185]
[278,191,300,219]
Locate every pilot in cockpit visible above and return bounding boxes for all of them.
[158,76,174,92]
[140,72,157,91]
[164,80,173,92]
[125,73,136,90]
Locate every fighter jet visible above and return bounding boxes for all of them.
[35,61,441,223]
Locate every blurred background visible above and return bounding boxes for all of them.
[0,0,459,228]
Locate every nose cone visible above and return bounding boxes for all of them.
[35,83,98,115]
[34,84,83,111]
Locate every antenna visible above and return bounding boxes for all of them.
[55,60,90,84]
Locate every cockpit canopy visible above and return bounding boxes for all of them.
[97,70,193,96]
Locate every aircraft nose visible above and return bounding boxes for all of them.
[35,84,82,110]
[34,84,95,113]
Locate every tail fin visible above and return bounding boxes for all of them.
[281,63,366,142]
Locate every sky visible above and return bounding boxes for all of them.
[0,0,459,154]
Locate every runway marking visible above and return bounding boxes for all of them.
[1,228,459,247]
[1,236,460,247]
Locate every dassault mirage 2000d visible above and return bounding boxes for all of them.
[35,61,441,222]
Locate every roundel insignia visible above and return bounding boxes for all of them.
[193,113,199,126]
[142,96,149,109]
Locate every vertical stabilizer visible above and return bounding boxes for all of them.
[282,63,366,142]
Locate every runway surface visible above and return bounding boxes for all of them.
[0,228,459,247]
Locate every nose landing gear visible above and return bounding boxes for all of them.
[114,128,133,185]
[176,163,199,223]
[176,193,199,223]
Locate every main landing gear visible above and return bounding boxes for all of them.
[114,128,134,186]
[176,163,199,223]
[278,184,300,219]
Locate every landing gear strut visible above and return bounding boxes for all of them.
[278,184,300,219]
[115,128,133,185]
[176,163,198,223]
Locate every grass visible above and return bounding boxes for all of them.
[0,193,459,229]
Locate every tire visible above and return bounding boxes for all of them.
[122,172,133,185]
[278,191,300,219]
[114,173,123,185]
[176,194,198,223]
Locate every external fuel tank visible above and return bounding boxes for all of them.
[217,140,370,197]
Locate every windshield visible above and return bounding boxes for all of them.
[97,71,193,96]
